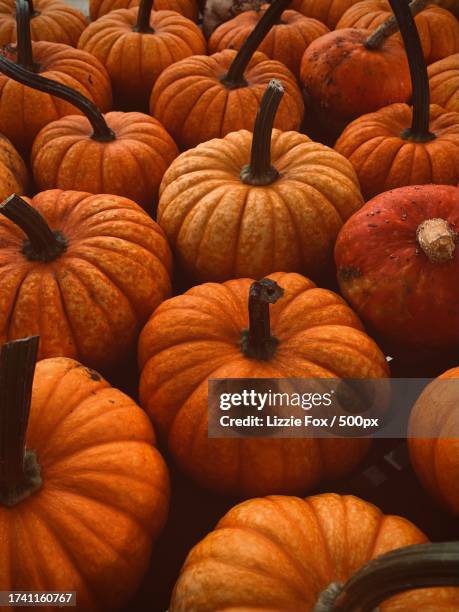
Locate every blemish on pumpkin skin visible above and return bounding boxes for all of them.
[338,266,362,281]
[78,365,102,381]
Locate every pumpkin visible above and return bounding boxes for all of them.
[409,368,459,517]
[157,80,363,283]
[89,0,199,22]
[335,184,459,354]
[0,133,28,199]
[0,0,87,47]
[334,0,459,200]
[290,0,362,28]
[428,53,459,113]
[150,0,304,150]
[78,0,206,112]
[0,192,172,370]
[437,0,459,17]
[138,272,389,497]
[336,0,459,65]
[0,337,170,610]
[170,493,459,611]
[208,4,329,78]
[0,0,112,156]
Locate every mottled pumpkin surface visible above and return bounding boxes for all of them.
[428,53,459,113]
[89,0,199,21]
[0,134,28,199]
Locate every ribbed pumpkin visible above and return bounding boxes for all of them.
[0,192,172,371]
[89,0,199,22]
[0,133,28,199]
[409,368,459,517]
[0,0,87,47]
[209,4,329,77]
[0,337,170,610]
[150,0,304,150]
[335,185,459,354]
[138,272,389,497]
[170,494,459,611]
[78,0,206,112]
[290,0,361,28]
[0,0,112,156]
[157,81,363,283]
[428,53,459,113]
[335,0,459,200]
[336,0,459,65]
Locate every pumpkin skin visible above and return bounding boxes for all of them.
[0,355,170,610]
[336,0,459,65]
[170,493,459,611]
[0,133,28,199]
[0,41,113,156]
[409,367,459,517]
[0,190,172,370]
[89,0,199,22]
[428,53,459,113]
[290,0,361,28]
[138,272,389,497]
[335,185,459,353]
[0,0,87,47]
[334,104,459,199]
[208,6,329,77]
[31,112,179,212]
[78,9,206,111]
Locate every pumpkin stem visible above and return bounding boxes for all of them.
[0,55,116,142]
[314,541,459,612]
[222,0,292,88]
[26,0,38,17]
[240,279,284,361]
[416,218,456,263]
[364,0,429,50]
[0,337,42,508]
[0,194,68,262]
[240,79,283,186]
[15,0,36,72]
[133,0,155,33]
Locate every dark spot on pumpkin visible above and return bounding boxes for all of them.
[339,266,362,281]
[85,367,102,381]
[368,224,377,228]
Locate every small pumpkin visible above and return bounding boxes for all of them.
[89,0,199,22]
[209,4,329,77]
[290,0,362,28]
[157,80,363,282]
[138,273,389,497]
[334,0,459,199]
[0,192,172,370]
[170,493,459,611]
[0,133,28,199]
[0,0,87,47]
[336,0,459,65]
[150,0,304,150]
[335,185,459,353]
[0,337,170,610]
[0,0,112,156]
[78,0,206,112]
[428,53,459,113]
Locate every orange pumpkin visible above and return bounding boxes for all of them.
[0,0,87,47]
[157,80,363,282]
[0,133,28,199]
[337,0,459,65]
[0,0,112,156]
[428,53,459,113]
[335,0,459,200]
[0,337,170,610]
[0,192,172,371]
[89,0,199,22]
[150,0,304,150]
[290,0,362,28]
[170,493,459,610]
[138,272,389,497]
[78,0,206,112]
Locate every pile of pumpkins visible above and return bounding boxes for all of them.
[0,0,458,608]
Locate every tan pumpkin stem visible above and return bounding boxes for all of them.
[0,337,42,508]
[134,0,154,33]
[364,0,430,50]
[416,218,456,263]
[0,194,67,262]
[16,0,36,72]
[314,542,459,612]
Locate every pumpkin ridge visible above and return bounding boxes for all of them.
[303,497,337,580]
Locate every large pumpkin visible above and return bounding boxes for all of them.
[0,337,169,610]
[150,0,304,150]
[89,0,199,22]
[0,0,112,156]
[138,272,389,497]
[335,185,459,354]
[157,80,363,283]
[170,493,459,610]
[0,192,172,370]
[78,0,206,112]
[428,53,459,113]
[0,133,28,199]
[0,0,87,47]
[335,0,459,199]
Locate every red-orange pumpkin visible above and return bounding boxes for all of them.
[89,0,199,22]
[0,133,28,199]
[290,0,362,28]
[428,53,459,113]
